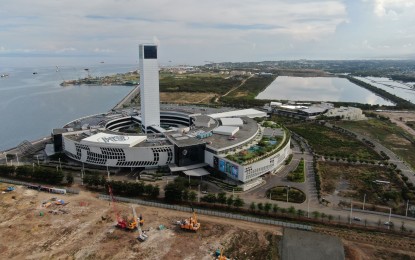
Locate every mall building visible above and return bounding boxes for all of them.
[52,43,291,187]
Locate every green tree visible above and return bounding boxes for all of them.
[257,202,264,211]
[226,195,234,207]
[66,172,74,185]
[250,202,256,212]
[264,203,272,214]
[217,192,227,204]
[233,196,245,208]
[182,189,189,201]
[272,204,279,214]
[188,190,197,202]
[312,211,320,219]
[288,206,296,215]
[297,209,305,217]
[201,193,217,203]
[164,182,184,202]
[150,185,160,198]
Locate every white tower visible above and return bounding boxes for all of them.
[139,43,160,133]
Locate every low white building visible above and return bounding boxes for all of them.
[325,107,366,121]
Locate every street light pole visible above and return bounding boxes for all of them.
[363,193,366,211]
[36,155,39,166]
[16,153,19,166]
[107,163,110,181]
[307,195,310,218]
[286,186,290,203]
[406,200,410,217]
[388,208,392,223]
[349,200,353,224]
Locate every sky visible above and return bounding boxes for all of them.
[1,0,415,67]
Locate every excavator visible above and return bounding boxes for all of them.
[108,185,137,231]
[180,209,201,232]
[133,206,148,242]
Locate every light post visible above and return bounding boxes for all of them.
[16,153,19,166]
[36,155,39,166]
[388,207,392,223]
[307,195,310,218]
[81,162,85,185]
[106,163,110,181]
[58,158,62,171]
[5,155,8,165]
[363,193,366,211]
[198,184,201,203]
[286,186,290,203]
[406,200,410,217]
[349,200,353,224]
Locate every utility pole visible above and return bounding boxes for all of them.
[107,163,110,181]
[198,184,200,203]
[363,193,366,211]
[349,200,353,224]
[406,200,410,217]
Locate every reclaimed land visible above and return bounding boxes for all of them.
[336,117,415,169]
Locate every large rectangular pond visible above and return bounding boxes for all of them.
[256,76,394,106]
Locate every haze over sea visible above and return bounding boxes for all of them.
[0,64,136,151]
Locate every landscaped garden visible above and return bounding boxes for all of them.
[225,136,282,164]
[288,122,382,161]
[287,158,305,182]
[266,186,306,203]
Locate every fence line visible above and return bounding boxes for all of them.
[0,178,80,194]
[99,194,312,231]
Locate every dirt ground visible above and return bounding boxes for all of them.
[2,183,415,260]
[0,184,281,260]
[377,111,415,138]
[160,92,216,104]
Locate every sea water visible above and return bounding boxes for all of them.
[0,64,136,151]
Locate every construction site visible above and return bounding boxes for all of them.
[0,183,282,259]
[2,182,415,259]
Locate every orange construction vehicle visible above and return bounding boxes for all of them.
[108,185,137,231]
[180,210,200,232]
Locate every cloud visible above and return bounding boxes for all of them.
[0,1,414,64]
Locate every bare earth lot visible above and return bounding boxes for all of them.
[160,92,216,104]
[2,184,415,259]
[0,184,281,260]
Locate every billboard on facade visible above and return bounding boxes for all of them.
[214,156,238,178]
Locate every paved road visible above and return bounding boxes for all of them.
[238,127,415,231]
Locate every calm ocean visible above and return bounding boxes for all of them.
[0,64,136,151]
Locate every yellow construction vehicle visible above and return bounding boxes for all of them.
[215,248,228,260]
[180,210,200,232]
[132,206,148,242]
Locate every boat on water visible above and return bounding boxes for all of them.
[1,74,9,78]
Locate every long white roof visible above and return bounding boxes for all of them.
[208,109,266,119]
[220,117,243,126]
[81,133,147,147]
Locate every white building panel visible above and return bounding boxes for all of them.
[208,109,266,119]
[139,43,161,132]
[220,117,243,126]
[81,133,147,147]
[213,126,239,136]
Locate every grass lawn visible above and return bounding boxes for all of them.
[266,186,306,203]
[336,118,415,169]
[318,161,414,208]
[288,122,382,160]
[160,73,243,95]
